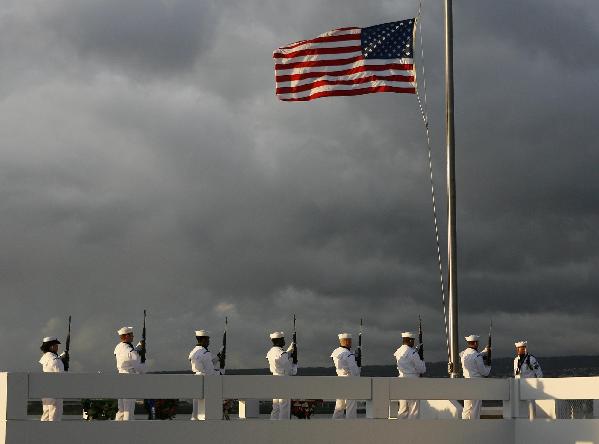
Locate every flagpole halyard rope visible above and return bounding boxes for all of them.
[415,2,452,365]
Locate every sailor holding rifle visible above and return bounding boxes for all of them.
[114,326,145,421]
[514,340,542,419]
[394,332,426,419]
[189,329,222,420]
[39,336,68,421]
[460,334,491,419]
[266,331,297,420]
[331,332,361,419]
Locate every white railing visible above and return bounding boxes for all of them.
[3,373,599,444]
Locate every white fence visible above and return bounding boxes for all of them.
[3,373,599,443]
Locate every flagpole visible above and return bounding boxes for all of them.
[445,0,460,378]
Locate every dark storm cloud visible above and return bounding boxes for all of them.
[44,0,221,78]
[0,0,598,373]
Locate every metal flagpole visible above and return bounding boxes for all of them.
[445,0,460,378]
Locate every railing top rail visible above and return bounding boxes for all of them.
[4,372,598,402]
[389,377,510,400]
[28,373,204,399]
[519,376,599,400]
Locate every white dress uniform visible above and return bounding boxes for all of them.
[460,336,491,420]
[394,333,426,419]
[39,342,65,421]
[331,334,361,419]
[266,332,297,420]
[114,328,144,421]
[189,332,222,420]
[513,341,543,419]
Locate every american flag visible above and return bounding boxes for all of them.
[273,19,416,102]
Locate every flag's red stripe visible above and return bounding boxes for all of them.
[276,75,415,94]
[273,45,362,60]
[275,55,364,70]
[282,32,361,50]
[278,86,417,101]
[275,63,414,82]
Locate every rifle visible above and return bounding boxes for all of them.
[355,318,363,367]
[484,319,492,366]
[291,314,298,364]
[418,315,424,361]
[64,315,71,372]
[219,317,227,371]
[140,310,147,364]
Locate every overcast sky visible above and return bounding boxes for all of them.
[1,0,598,373]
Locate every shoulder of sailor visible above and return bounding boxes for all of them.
[394,344,411,358]
[331,347,350,360]
[115,342,136,355]
[462,348,482,362]
[267,346,285,358]
[39,352,57,365]
[460,347,473,358]
[189,346,206,360]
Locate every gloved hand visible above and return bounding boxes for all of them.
[286,343,295,353]
[355,347,362,367]
[60,351,70,371]
[217,349,226,368]
[136,341,147,362]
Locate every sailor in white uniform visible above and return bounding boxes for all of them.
[331,333,361,419]
[39,336,68,421]
[460,334,491,419]
[514,340,542,419]
[394,332,426,419]
[114,326,145,421]
[266,331,297,420]
[189,330,222,420]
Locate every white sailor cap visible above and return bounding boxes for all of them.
[42,336,60,344]
[269,331,285,339]
[117,326,134,335]
[195,330,210,337]
[401,332,417,339]
[515,340,528,348]
[338,333,352,340]
[465,334,480,342]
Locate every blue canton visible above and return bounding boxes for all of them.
[361,19,414,59]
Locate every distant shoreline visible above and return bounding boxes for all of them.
[154,354,599,378]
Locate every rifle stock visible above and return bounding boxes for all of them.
[291,314,298,364]
[356,318,363,367]
[140,310,147,364]
[418,315,424,361]
[219,317,227,370]
[64,315,71,372]
[484,320,492,366]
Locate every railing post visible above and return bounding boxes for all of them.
[366,377,389,419]
[203,375,224,420]
[239,400,260,419]
[0,373,28,421]
[503,377,530,419]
